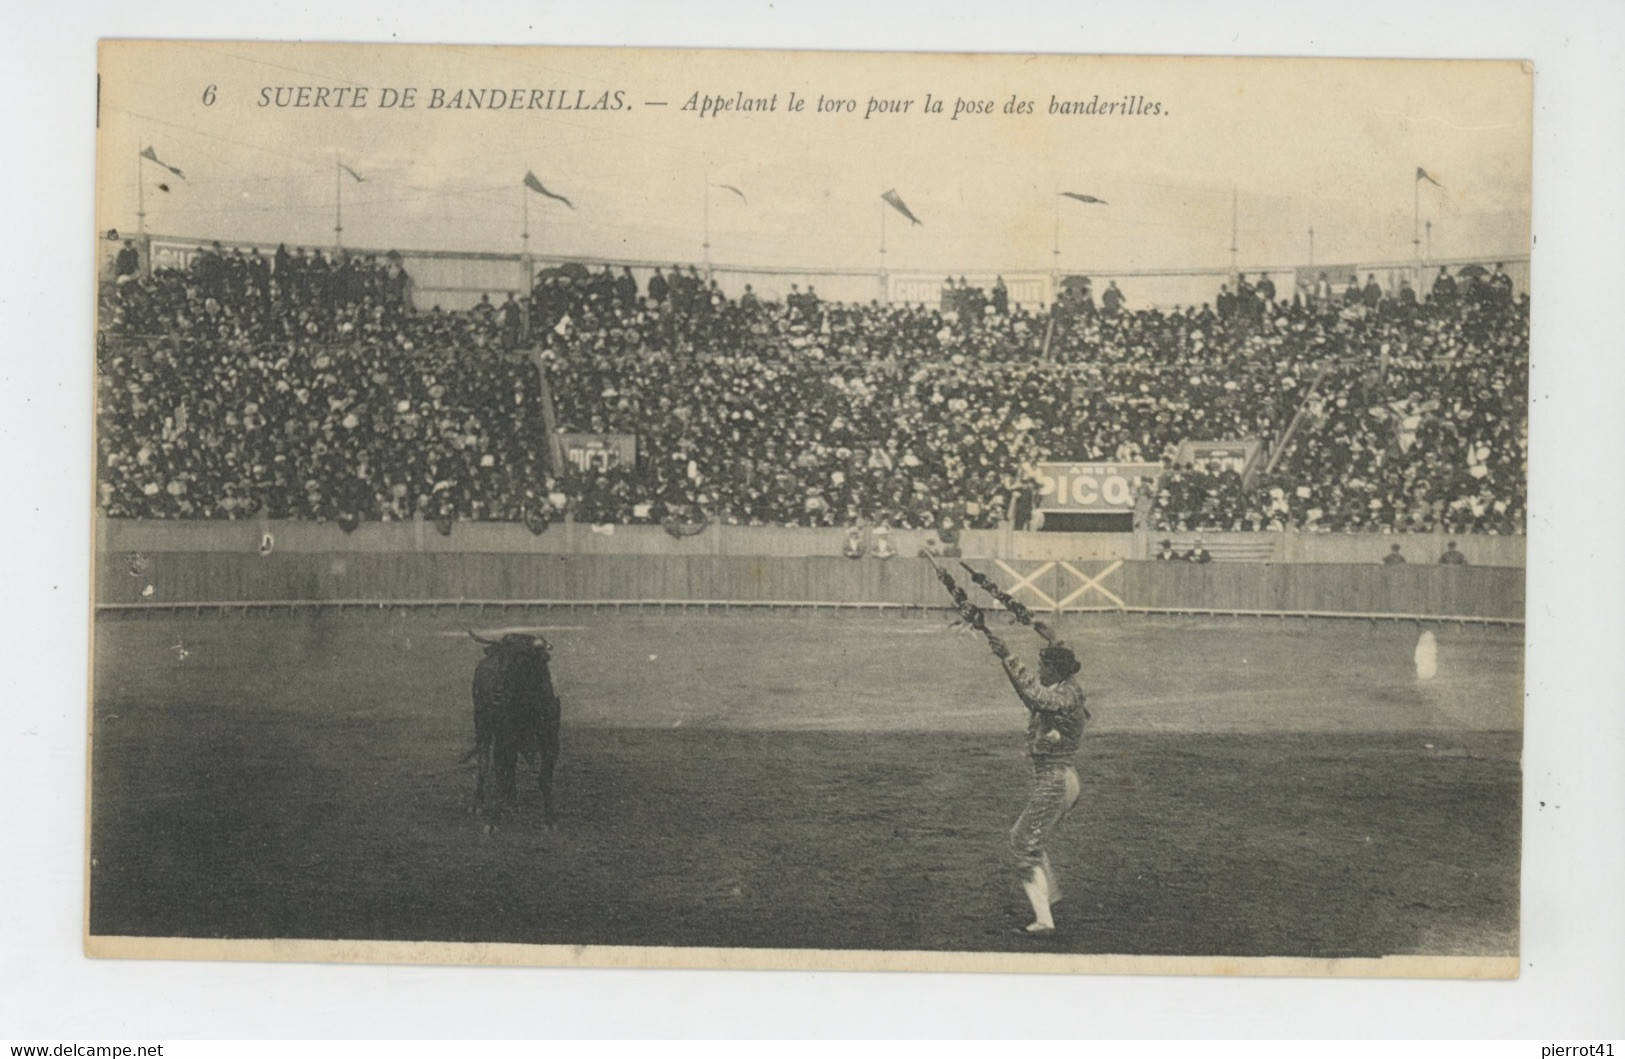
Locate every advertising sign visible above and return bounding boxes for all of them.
[559,432,637,474]
[1033,461,1163,513]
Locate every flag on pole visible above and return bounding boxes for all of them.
[338,162,366,183]
[140,146,185,179]
[1416,167,1443,188]
[524,171,576,209]
[1061,192,1108,204]
[719,184,747,203]
[881,189,922,226]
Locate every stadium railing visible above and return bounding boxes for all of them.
[116,233,1528,313]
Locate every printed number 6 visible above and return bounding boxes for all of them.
[202,85,217,106]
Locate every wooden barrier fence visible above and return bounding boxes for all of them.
[98,553,1524,622]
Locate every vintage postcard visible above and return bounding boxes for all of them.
[90,42,1531,977]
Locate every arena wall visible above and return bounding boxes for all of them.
[97,517,1526,568]
[96,521,1524,621]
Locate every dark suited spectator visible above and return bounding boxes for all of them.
[499,293,523,349]
[1154,539,1180,561]
[1184,537,1213,563]
[115,241,141,280]
[1382,543,1407,565]
[615,267,638,304]
[958,279,985,321]
[1439,541,1468,565]
[1011,481,1036,531]
[683,266,706,311]
[1490,263,1514,305]
[1431,267,1457,305]
[1101,280,1124,316]
[1235,273,1255,310]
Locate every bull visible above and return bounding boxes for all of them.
[466,630,561,824]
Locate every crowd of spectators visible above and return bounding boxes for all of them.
[97,245,1528,538]
[100,244,558,530]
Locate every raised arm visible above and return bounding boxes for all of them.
[1005,658,1083,714]
[986,635,1080,714]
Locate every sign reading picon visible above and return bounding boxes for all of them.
[559,433,637,474]
[1034,462,1163,513]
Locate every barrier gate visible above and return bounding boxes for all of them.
[985,559,1127,612]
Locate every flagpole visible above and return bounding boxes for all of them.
[520,181,535,344]
[1052,190,1061,278]
[1413,174,1421,263]
[334,152,344,252]
[1229,186,1238,273]
[1307,226,1315,269]
[702,172,711,278]
[521,181,533,297]
[878,199,888,302]
[136,147,146,237]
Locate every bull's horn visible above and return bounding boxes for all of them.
[468,629,497,645]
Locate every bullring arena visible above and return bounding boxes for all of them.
[90,298,1526,967]
[90,538,1522,965]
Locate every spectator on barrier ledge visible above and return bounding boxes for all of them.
[870,525,896,560]
[1439,540,1469,565]
[843,527,866,560]
[1154,538,1180,561]
[1184,537,1212,564]
[1383,543,1407,565]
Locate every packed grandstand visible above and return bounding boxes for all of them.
[96,242,1527,538]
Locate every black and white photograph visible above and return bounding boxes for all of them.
[88,42,1533,977]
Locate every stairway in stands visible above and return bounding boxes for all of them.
[1162,536,1280,563]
